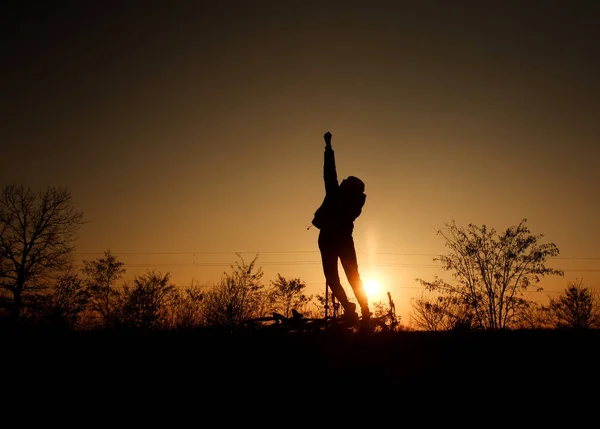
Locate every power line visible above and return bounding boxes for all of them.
[70,260,600,272]
[69,251,600,282]
[70,261,443,269]
[73,251,432,256]
[73,250,600,261]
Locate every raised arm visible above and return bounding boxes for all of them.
[323,131,338,195]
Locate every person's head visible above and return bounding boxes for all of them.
[340,176,365,194]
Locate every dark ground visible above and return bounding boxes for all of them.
[195,328,597,418]
[3,326,598,422]
[5,326,599,389]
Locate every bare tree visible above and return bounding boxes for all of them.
[0,185,84,324]
[416,219,563,330]
[547,279,600,329]
[82,249,125,328]
[119,270,175,330]
[269,274,312,318]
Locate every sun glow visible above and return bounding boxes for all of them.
[364,278,381,298]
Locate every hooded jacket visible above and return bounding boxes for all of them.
[312,146,366,235]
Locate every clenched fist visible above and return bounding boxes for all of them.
[324,131,332,148]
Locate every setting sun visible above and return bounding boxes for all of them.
[364,278,381,298]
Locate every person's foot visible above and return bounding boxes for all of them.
[360,307,371,321]
[342,302,359,324]
[343,312,359,325]
[359,309,372,327]
[345,302,356,314]
[356,311,372,332]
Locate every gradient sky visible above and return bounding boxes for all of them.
[2,0,599,323]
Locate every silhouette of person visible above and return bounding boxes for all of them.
[312,131,370,325]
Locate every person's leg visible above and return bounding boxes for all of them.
[339,235,370,319]
[318,232,353,312]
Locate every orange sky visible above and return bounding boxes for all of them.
[2,1,599,323]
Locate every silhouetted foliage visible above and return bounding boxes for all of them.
[291,291,329,319]
[43,270,90,329]
[369,291,401,331]
[201,253,269,330]
[410,294,452,331]
[268,274,312,318]
[409,293,473,331]
[509,300,550,330]
[0,185,85,324]
[313,292,333,318]
[82,249,125,329]
[169,280,205,329]
[416,219,563,330]
[119,270,175,330]
[547,279,600,329]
